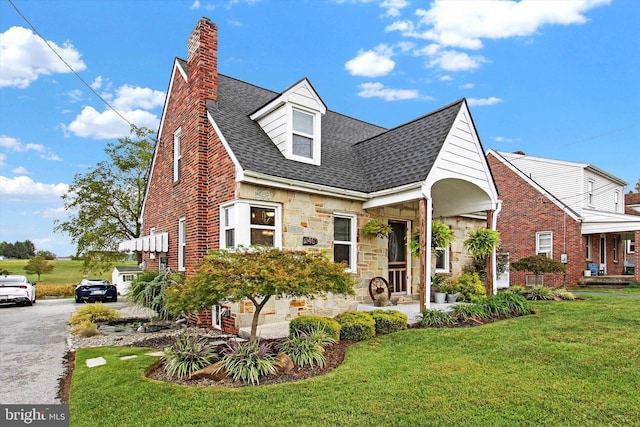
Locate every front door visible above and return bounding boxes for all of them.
[388,221,408,294]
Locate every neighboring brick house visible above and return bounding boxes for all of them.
[487,150,640,286]
[119,18,501,331]
[624,192,640,276]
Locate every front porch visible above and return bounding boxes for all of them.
[577,275,637,288]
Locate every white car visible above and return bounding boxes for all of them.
[0,275,36,306]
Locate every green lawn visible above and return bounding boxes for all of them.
[0,259,136,285]
[573,286,640,294]
[70,295,640,426]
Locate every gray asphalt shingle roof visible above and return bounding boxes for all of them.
[206,72,464,193]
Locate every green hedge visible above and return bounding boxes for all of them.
[289,315,341,341]
[334,311,375,341]
[368,310,407,334]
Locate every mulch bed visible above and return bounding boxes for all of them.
[146,339,352,388]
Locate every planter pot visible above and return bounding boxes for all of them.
[447,292,460,303]
[434,292,446,304]
[583,270,591,277]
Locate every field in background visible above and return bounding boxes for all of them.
[0,259,137,286]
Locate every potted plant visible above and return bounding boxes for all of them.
[432,274,447,304]
[362,219,392,238]
[409,221,455,257]
[463,227,500,295]
[440,282,461,303]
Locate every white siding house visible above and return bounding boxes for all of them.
[111,266,143,295]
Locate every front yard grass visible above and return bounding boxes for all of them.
[70,295,640,426]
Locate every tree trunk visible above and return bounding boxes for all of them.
[249,295,271,342]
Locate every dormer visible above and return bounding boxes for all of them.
[249,78,326,165]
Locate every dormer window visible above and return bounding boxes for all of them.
[249,78,326,166]
[292,109,314,159]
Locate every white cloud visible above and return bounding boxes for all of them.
[90,76,103,90]
[467,97,502,106]
[461,83,474,89]
[345,45,396,77]
[413,0,611,49]
[0,153,6,168]
[40,206,69,219]
[190,0,200,9]
[67,89,83,102]
[428,50,486,71]
[0,135,61,161]
[112,85,166,110]
[493,136,519,143]
[12,166,29,174]
[381,0,409,17]
[439,75,453,82]
[0,26,87,88]
[357,82,420,101]
[0,176,69,200]
[64,106,159,139]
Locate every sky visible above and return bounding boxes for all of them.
[0,0,638,257]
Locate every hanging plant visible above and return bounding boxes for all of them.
[362,219,392,238]
[463,228,500,261]
[409,221,454,257]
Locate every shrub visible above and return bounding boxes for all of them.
[289,315,341,342]
[525,286,555,301]
[451,272,486,302]
[335,311,376,341]
[477,295,512,318]
[494,292,533,316]
[414,309,455,327]
[553,288,576,301]
[628,282,640,289]
[69,303,120,325]
[451,303,488,322]
[503,285,527,296]
[129,271,181,320]
[219,339,277,385]
[69,320,99,337]
[35,283,75,298]
[280,327,335,368]
[368,310,407,334]
[163,333,218,380]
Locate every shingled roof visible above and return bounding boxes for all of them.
[206,72,464,193]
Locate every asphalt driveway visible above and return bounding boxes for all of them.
[0,298,127,404]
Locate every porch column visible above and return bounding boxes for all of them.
[486,201,502,296]
[420,197,433,310]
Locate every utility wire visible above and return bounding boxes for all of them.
[7,0,135,128]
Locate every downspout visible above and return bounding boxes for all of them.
[491,200,503,295]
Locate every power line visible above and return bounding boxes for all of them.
[7,0,135,128]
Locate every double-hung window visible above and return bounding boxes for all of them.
[435,245,450,273]
[173,129,182,183]
[292,109,314,159]
[536,231,553,258]
[585,235,592,260]
[220,201,281,249]
[178,217,186,271]
[613,236,619,262]
[333,214,357,272]
[587,180,594,206]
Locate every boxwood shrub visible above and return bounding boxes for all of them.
[334,311,375,341]
[368,309,407,335]
[289,315,341,341]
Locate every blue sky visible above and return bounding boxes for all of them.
[1,0,638,257]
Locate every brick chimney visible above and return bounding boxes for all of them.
[187,17,218,103]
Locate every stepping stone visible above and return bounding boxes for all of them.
[86,357,107,368]
[119,355,138,361]
[145,351,164,357]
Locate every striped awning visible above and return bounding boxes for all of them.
[117,232,169,253]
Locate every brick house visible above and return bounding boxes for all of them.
[624,192,640,275]
[487,150,640,287]
[119,18,501,331]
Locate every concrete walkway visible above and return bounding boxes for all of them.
[238,301,456,340]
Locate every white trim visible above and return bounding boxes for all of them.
[178,217,186,271]
[536,231,553,258]
[333,212,357,273]
[287,105,321,165]
[249,78,327,121]
[220,200,282,249]
[173,128,182,183]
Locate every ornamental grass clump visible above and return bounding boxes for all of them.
[494,292,533,317]
[163,333,218,380]
[525,285,555,301]
[280,327,335,368]
[69,320,100,337]
[69,302,120,325]
[289,315,341,341]
[415,309,455,327]
[553,288,576,300]
[451,303,488,323]
[219,339,277,385]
